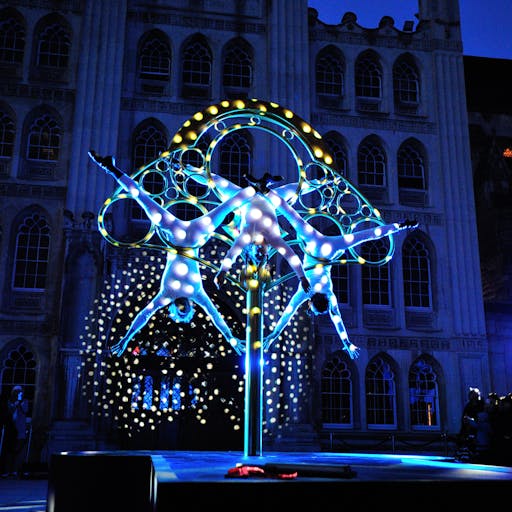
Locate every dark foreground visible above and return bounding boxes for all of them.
[41,450,512,511]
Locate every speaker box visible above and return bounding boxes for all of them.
[47,452,156,512]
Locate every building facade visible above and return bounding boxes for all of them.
[0,0,504,462]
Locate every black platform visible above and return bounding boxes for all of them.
[47,450,512,511]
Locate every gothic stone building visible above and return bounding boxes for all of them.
[0,0,507,461]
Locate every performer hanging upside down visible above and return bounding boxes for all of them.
[263,187,419,358]
[182,164,311,293]
[89,150,257,356]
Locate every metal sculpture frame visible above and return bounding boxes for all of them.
[96,99,398,456]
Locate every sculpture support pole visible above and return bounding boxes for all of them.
[244,278,264,457]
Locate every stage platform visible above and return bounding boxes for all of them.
[47,450,512,511]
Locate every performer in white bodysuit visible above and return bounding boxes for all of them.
[89,151,256,356]
[182,165,311,293]
[263,188,418,358]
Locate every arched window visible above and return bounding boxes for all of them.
[137,30,171,96]
[132,123,168,169]
[361,240,391,305]
[397,140,426,190]
[331,263,349,305]
[13,212,50,290]
[321,352,353,426]
[323,131,348,177]
[402,236,432,308]
[35,22,70,68]
[393,54,420,114]
[130,121,168,221]
[222,38,252,97]
[355,51,382,112]
[365,355,397,428]
[181,36,212,99]
[315,46,344,109]
[409,357,440,429]
[218,131,252,185]
[0,9,25,64]
[26,113,61,162]
[138,32,171,81]
[0,106,15,158]
[0,342,36,412]
[357,138,386,187]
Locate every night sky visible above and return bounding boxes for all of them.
[308,0,512,60]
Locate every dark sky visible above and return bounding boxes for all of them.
[308,0,512,60]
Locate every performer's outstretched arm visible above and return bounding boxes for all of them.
[333,220,418,250]
[327,295,360,359]
[182,164,241,200]
[266,188,318,236]
[89,150,175,226]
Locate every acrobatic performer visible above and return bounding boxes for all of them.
[182,165,310,293]
[263,188,418,358]
[89,150,257,356]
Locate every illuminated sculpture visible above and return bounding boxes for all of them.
[181,165,310,293]
[93,98,413,455]
[88,150,255,356]
[263,188,418,356]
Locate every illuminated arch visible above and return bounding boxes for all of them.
[97,98,395,292]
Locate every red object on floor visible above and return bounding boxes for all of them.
[225,465,298,479]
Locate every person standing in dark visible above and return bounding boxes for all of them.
[456,387,483,461]
[0,390,15,476]
[2,386,29,478]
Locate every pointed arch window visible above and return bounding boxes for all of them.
[181,38,211,99]
[402,237,432,308]
[398,142,426,190]
[323,133,348,176]
[316,48,344,108]
[130,123,167,221]
[1,343,36,411]
[366,356,397,428]
[331,263,349,305]
[0,109,15,158]
[361,240,391,305]
[357,140,386,187]
[0,11,25,64]
[219,131,252,184]
[26,113,61,161]
[393,56,420,111]
[409,358,440,429]
[321,352,353,426]
[355,54,382,98]
[36,22,70,68]
[355,53,382,112]
[223,42,252,90]
[13,213,50,290]
[139,35,171,81]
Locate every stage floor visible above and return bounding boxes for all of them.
[152,449,512,481]
[47,450,512,511]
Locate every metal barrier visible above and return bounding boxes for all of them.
[322,431,456,457]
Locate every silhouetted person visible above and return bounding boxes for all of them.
[2,386,28,478]
[457,387,483,461]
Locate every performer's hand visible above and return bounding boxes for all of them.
[110,340,128,357]
[344,343,360,359]
[398,219,419,230]
[243,172,283,194]
[263,336,275,350]
[88,150,123,178]
[230,338,246,355]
